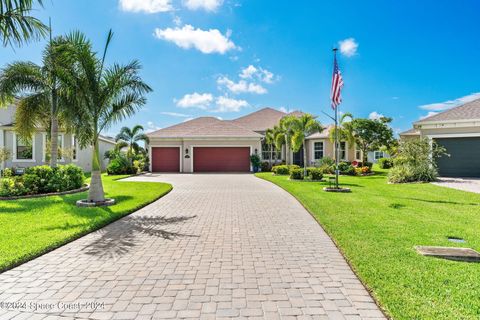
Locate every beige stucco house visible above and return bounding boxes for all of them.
[0,105,115,172]
[400,97,480,177]
[147,107,363,173]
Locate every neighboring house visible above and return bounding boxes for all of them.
[400,97,480,177]
[367,150,390,163]
[146,107,361,173]
[0,105,115,172]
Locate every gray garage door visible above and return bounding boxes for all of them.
[434,137,480,177]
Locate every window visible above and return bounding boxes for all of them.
[355,144,362,161]
[339,141,347,160]
[313,142,324,160]
[72,135,78,161]
[374,151,385,160]
[43,133,64,162]
[15,135,33,160]
[261,139,281,160]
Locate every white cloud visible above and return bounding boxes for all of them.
[146,121,161,133]
[418,92,480,111]
[419,111,439,120]
[176,92,213,109]
[277,106,297,113]
[214,96,249,112]
[160,111,191,117]
[368,111,384,120]
[239,65,276,83]
[154,25,236,54]
[239,65,258,79]
[217,76,267,94]
[119,0,173,13]
[183,0,223,11]
[338,38,358,57]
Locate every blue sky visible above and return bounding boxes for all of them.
[2,0,480,136]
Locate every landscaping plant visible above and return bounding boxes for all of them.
[289,168,304,180]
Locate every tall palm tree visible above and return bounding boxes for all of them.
[264,127,275,166]
[64,30,152,203]
[115,125,149,162]
[274,116,296,165]
[0,0,48,47]
[0,33,75,166]
[289,114,323,176]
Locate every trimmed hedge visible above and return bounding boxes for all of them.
[378,157,393,169]
[0,164,85,197]
[272,164,301,175]
[308,168,324,180]
[289,168,304,180]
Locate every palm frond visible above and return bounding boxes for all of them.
[14,92,49,139]
[0,61,45,106]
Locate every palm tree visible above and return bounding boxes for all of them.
[0,0,48,47]
[0,33,75,166]
[264,127,275,166]
[64,30,152,203]
[115,125,149,162]
[289,114,323,176]
[329,112,355,161]
[274,116,296,165]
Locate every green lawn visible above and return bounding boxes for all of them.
[256,169,480,320]
[0,174,172,272]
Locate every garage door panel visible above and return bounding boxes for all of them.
[194,147,250,172]
[151,147,180,172]
[435,137,480,177]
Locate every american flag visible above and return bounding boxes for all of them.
[330,54,344,109]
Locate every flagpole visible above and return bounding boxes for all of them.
[333,48,339,189]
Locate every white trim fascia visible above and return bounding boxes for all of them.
[12,132,35,163]
[426,133,480,138]
[149,136,261,141]
[98,136,116,145]
[414,118,480,126]
[149,145,182,173]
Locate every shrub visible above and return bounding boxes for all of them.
[364,161,373,169]
[107,154,136,175]
[388,138,445,183]
[2,168,13,178]
[305,167,316,176]
[250,154,261,170]
[290,168,304,180]
[337,162,355,175]
[287,164,300,171]
[260,161,270,172]
[316,157,334,167]
[378,157,393,169]
[308,168,323,180]
[0,164,84,197]
[272,165,289,175]
[361,166,371,174]
[319,164,334,174]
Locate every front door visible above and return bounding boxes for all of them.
[293,146,304,167]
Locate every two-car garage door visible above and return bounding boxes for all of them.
[434,137,480,177]
[151,146,250,172]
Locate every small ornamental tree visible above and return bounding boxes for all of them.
[350,117,395,164]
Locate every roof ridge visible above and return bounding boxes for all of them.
[416,96,480,123]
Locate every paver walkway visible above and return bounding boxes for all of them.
[0,174,385,320]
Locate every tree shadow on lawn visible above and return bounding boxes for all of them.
[401,197,479,206]
[83,215,198,260]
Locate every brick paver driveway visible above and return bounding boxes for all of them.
[0,174,385,320]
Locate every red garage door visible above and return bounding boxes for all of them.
[193,147,250,172]
[151,147,180,172]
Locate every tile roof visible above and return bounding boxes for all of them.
[399,128,420,136]
[148,117,262,138]
[306,125,333,139]
[415,98,480,123]
[232,107,286,132]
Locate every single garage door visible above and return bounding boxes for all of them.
[193,147,250,172]
[435,137,480,177]
[151,147,180,172]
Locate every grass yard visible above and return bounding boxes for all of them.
[0,174,172,272]
[256,169,480,320]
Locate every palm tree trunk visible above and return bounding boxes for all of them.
[50,90,58,167]
[88,136,105,202]
[303,140,307,177]
[50,116,58,167]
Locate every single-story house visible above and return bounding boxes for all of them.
[0,104,115,172]
[400,97,480,177]
[147,107,375,173]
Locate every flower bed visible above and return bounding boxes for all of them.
[0,164,85,197]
